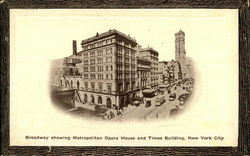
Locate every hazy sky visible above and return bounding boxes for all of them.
[11,9,237,62]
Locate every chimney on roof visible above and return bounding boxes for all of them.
[73,40,77,55]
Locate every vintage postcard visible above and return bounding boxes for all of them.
[10,9,238,146]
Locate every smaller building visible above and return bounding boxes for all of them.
[158,61,169,85]
[185,57,194,79]
[136,56,151,89]
[50,40,82,89]
[138,47,159,90]
[158,60,182,85]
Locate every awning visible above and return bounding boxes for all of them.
[143,89,157,94]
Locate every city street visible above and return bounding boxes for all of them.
[112,83,190,121]
[65,80,193,121]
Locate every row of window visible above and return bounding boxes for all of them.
[83,55,136,64]
[83,73,114,80]
[62,79,137,93]
[151,78,159,82]
[117,40,136,49]
[117,47,136,57]
[84,82,112,93]
[83,47,114,57]
[83,65,113,72]
[115,65,136,71]
[138,72,150,78]
[82,73,136,80]
[83,45,136,58]
[117,74,136,79]
[117,82,136,92]
[83,38,114,50]
[84,56,113,64]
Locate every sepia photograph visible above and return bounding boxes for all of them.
[50,29,195,121]
[9,9,239,147]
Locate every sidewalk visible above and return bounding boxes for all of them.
[75,101,96,111]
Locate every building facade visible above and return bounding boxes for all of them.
[175,30,187,79]
[158,60,182,85]
[76,29,138,109]
[136,57,151,89]
[139,47,159,90]
[50,52,82,89]
[158,61,168,85]
[185,57,194,79]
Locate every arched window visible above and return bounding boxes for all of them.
[98,96,102,104]
[71,80,73,88]
[60,80,63,86]
[106,98,112,108]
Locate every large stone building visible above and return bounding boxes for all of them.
[74,29,138,109]
[138,47,159,90]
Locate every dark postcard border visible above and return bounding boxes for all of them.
[1,0,249,155]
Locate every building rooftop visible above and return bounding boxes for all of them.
[137,56,151,63]
[139,47,159,55]
[175,29,185,36]
[159,61,168,64]
[81,29,137,45]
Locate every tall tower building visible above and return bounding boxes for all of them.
[175,29,186,62]
[175,29,187,79]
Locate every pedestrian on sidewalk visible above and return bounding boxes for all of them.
[117,109,121,116]
[110,110,115,118]
[118,109,123,116]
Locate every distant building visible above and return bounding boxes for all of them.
[139,47,159,89]
[185,57,194,79]
[50,41,82,89]
[158,61,168,84]
[158,60,182,84]
[175,30,187,79]
[174,29,195,80]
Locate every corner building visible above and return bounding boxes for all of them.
[78,30,137,109]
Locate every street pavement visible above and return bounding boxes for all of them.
[112,83,190,121]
